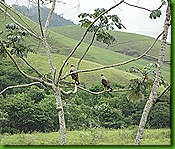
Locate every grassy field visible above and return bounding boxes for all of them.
[25,53,139,87]
[0,128,171,145]
[50,25,171,60]
[0,3,170,83]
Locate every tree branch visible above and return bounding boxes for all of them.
[77,27,99,70]
[60,84,77,94]
[37,0,44,37]
[61,31,163,80]
[144,54,171,65]
[0,2,40,39]
[41,0,57,84]
[57,0,124,84]
[155,85,171,103]
[0,40,53,87]
[0,82,41,95]
[123,1,163,12]
[77,86,132,95]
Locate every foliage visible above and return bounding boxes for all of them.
[0,78,170,134]
[0,23,35,59]
[78,8,126,45]
[149,10,162,19]
[0,92,55,134]
[126,63,169,102]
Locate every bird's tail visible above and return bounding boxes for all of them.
[109,88,113,92]
[76,81,80,85]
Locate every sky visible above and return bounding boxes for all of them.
[5,0,171,42]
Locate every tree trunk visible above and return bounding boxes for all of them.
[53,86,66,145]
[134,2,171,145]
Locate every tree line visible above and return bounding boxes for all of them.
[0,60,170,134]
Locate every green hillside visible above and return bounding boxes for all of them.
[0,2,170,84]
[50,25,171,60]
[25,53,139,87]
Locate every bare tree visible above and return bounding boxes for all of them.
[134,1,171,145]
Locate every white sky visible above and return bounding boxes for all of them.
[5,0,171,42]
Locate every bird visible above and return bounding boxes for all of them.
[101,74,112,92]
[70,64,80,85]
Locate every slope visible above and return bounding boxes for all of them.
[0,2,170,84]
[25,53,139,87]
[50,25,171,60]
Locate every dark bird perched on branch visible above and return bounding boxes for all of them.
[70,64,80,85]
[101,74,112,92]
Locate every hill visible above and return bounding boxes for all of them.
[0,2,170,83]
[12,4,74,26]
[24,53,139,87]
[50,25,171,60]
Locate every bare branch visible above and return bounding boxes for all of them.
[123,1,163,12]
[43,0,56,35]
[0,82,41,95]
[0,40,53,87]
[78,86,132,95]
[57,0,124,84]
[37,0,44,37]
[60,84,77,94]
[144,54,171,65]
[0,2,40,39]
[77,27,99,70]
[155,85,171,103]
[41,0,57,83]
[72,0,80,11]
[61,31,163,80]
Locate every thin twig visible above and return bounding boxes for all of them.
[144,54,171,64]
[155,85,171,103]
[37,0,44,37]
[77,27,99,70]
[0,82,41,94]
[123,1,163,12]
[77,86,132,95]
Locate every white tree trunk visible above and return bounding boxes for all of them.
[134,2,171,145]
[53,86,66,145]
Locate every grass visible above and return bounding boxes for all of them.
[0,128,171,145]
[25,53,139,87]
[0,3,170,83]
[50,25,171,60]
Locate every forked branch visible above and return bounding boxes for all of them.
[0,40,52,87]
[0,82,41,95]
